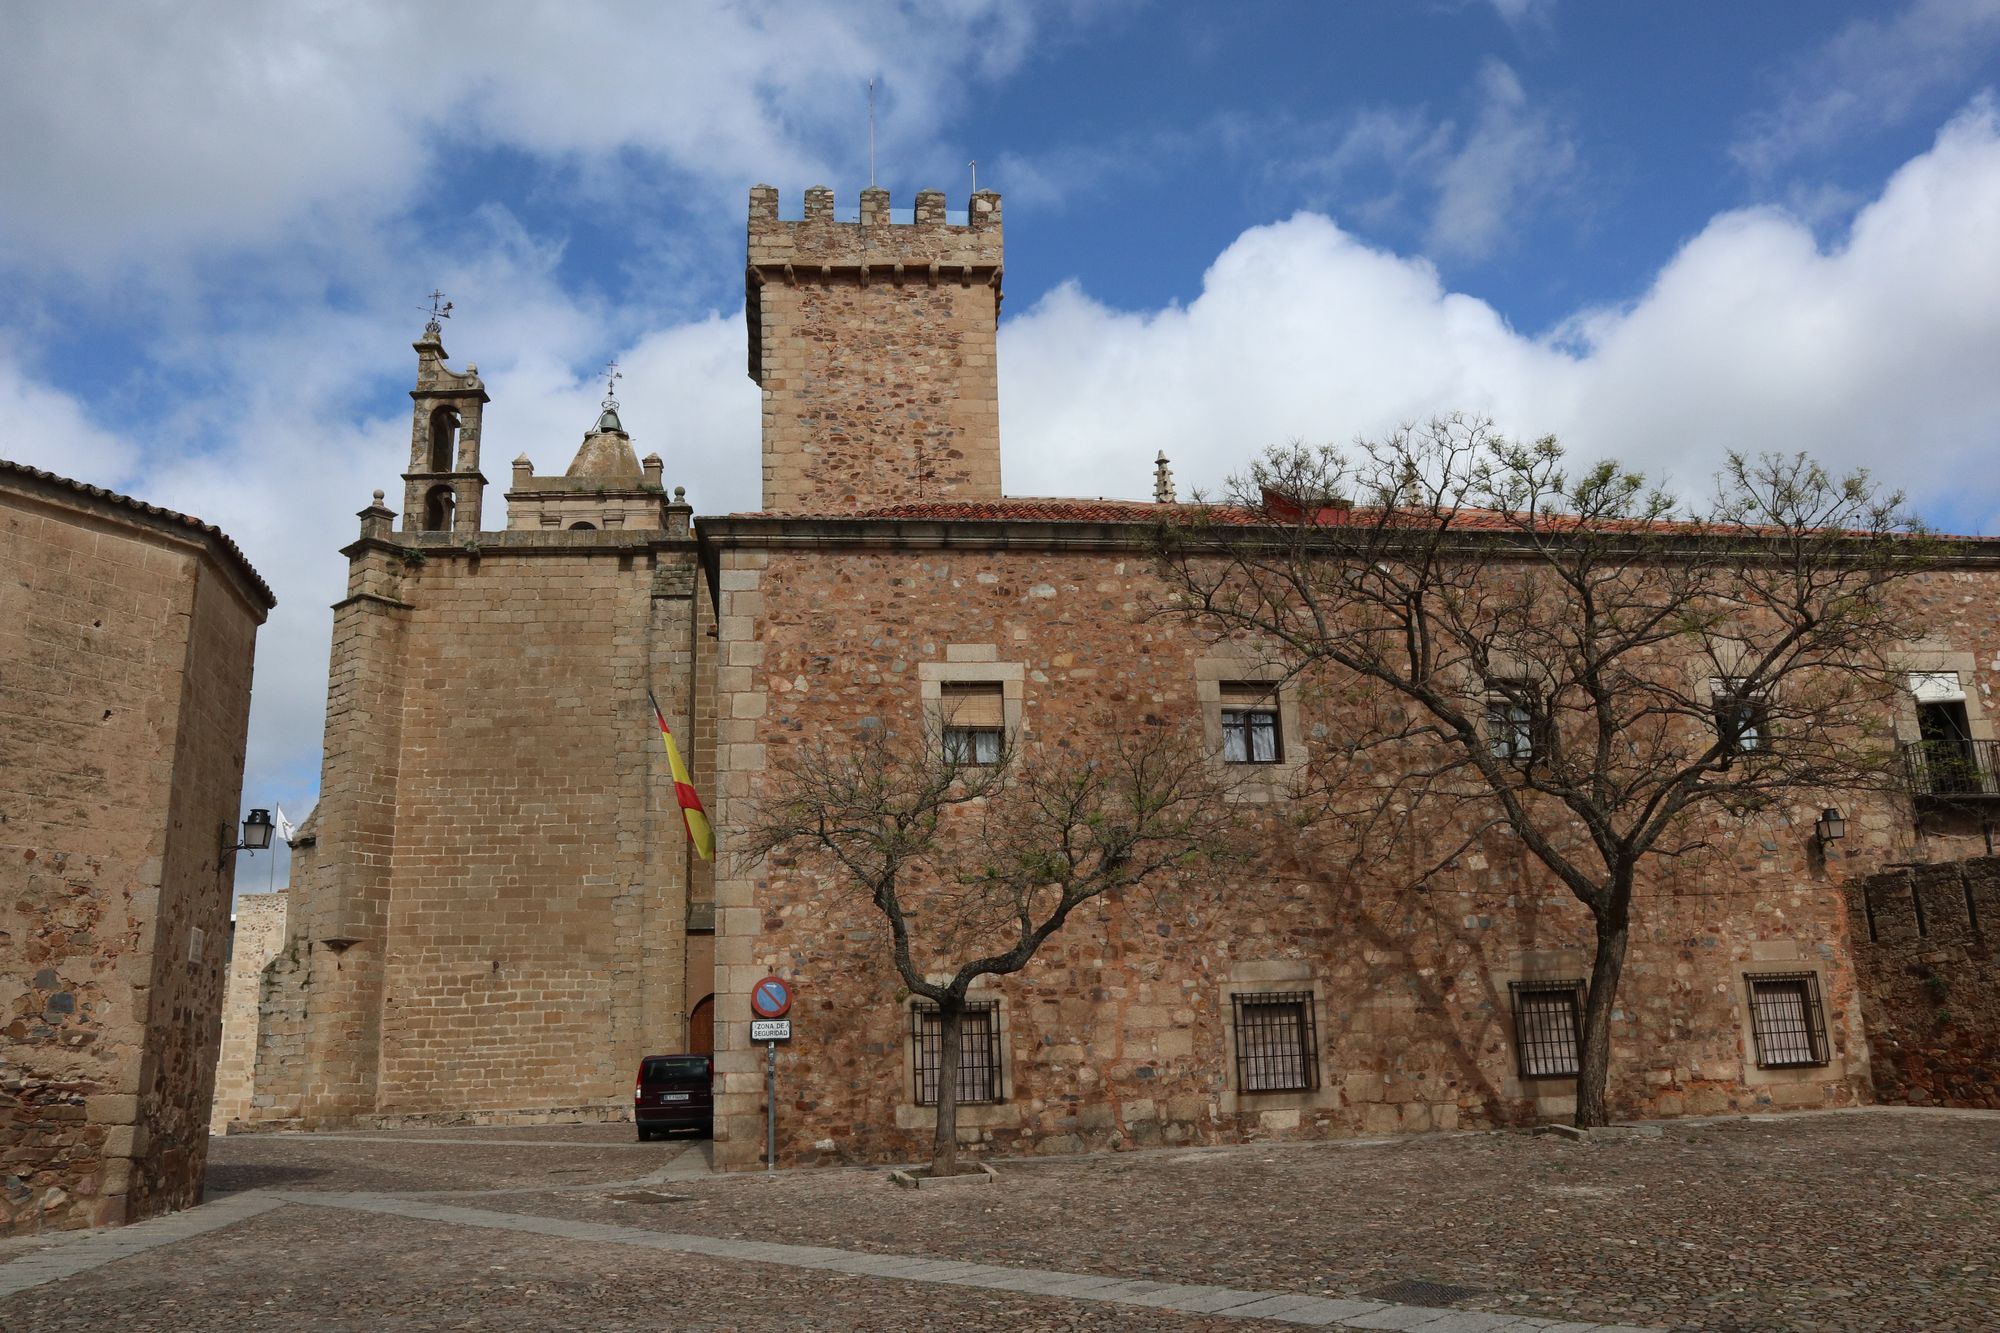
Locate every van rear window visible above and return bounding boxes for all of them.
[641,1057,708,1083]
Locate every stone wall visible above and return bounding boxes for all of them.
[1845,858,2000,1107]
[748,186,1004,513]
[229,518,713,1130]
[699,529,1988,1169]
[210,891,287,1132]
[0,465,268,1234]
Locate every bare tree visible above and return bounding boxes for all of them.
[742,718,1240,1176]
[1159,415,1931,1127]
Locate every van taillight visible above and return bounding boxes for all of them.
[634,1081,642,1099]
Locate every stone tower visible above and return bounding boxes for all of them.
[747,184,1004,512]
[401,321,489,539]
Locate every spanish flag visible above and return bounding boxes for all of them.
[650,690,715,862]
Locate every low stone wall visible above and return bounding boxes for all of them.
[1845,857,2000,1108]
[209,893,287,1132]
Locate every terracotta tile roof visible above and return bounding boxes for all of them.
[736,497,1255,523]
[734,494,1992,543]
[0,457,277,607]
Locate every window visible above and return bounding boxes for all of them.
[1510,979,1584,1078]
[1745,972,1829,1068]
[568,521,598,531]
[911,1000,1003,1105]
[422,484,455,532]
[1220,682,1282,764]
[1714,683,1769,757]
[1485,686,1544,762]
[1230,991,1319,1092]
[428,405,460,473]
[1911,674,1982,795]
[940,682,1004,765]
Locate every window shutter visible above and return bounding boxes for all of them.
[1220,681,1278,708]
[1909,672,1966,704]
[940,682,1004,729]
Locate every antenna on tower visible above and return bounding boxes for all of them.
[867,79,877,187]
[969,159,977,194]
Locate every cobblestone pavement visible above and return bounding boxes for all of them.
[1,1110,1994,1331]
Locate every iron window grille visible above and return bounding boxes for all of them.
[911,1000,1004,1106]
[1745,972,1829,1068]
[1220,683,1282,764]
[1484,690,1548,763]
[1714,685,1771,757]
[1230,991,1319,1092]
[1510,979,1585,1078]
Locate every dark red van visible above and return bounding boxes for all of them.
[634,1053,712,1140]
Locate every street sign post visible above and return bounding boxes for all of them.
[751,976,793,1019]
[751,977,796,1172]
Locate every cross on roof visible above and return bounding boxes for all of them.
[603,359,623,406]
[421,289,453,329]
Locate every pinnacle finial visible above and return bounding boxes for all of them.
[602,358,623,410]
[1153,451,1175,504]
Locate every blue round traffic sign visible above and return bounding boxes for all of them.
[750,976,793,1019]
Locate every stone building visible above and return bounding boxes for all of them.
[220,329,716,1131]
[225,185,2000,1169]
[209,891,288,1133]
[1,461,272,1234]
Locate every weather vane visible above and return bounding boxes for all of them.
[602,358,622,409]
[421,289,453,333]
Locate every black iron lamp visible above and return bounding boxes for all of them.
[220,808,275,861]
[1814,806,1847,845]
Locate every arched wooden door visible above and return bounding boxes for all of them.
[688,994,715,1056]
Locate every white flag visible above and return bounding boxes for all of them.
[274,804,296,844]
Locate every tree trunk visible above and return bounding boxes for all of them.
[1574,905,1631,1129]
[931,999,963,1176]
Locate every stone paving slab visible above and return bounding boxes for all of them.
[0,1191,285,1298]
[269,1189,1654,1331]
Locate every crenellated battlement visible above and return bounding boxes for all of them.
[746,183,1004,512]
[747,184,1002,274]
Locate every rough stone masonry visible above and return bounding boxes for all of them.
[219,184,2000,1175]
[1,461,271,1234]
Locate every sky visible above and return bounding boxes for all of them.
[4,0,1999,892]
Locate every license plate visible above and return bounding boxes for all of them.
[660,1093,690,1102]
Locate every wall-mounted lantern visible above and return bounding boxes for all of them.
[1814,806,1847,846]
[220,808,274,863]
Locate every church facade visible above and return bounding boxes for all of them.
[224,185,2000,1168]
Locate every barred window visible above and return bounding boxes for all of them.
[911,1000,1003,1106]
[1220,683,1282,764]
[1485,695,1538,761]
[941,683,1004,766]
[1714,684,1770,755]
[1230,991,1319,1092]
[1510,979,1584,1078]
[1746,972,1829,1068]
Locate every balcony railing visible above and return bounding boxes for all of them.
[1902,738,2000,801]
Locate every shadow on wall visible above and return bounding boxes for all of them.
[1845,857,2000,1109]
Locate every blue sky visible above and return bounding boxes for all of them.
[4,0,1999,890]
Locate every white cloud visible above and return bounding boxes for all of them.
[0,0,1044,274]
[1299,60,1580,261]
[1732,0,2000,178]
[1002,100,2000,526]
[1487,0,1558,34]
[0,353,139,484]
